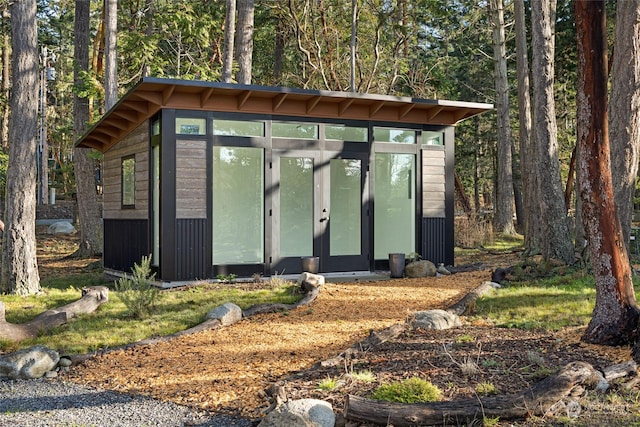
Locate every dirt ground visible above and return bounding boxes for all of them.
[36,231,640,426]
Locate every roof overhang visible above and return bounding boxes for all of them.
[76,77,493,152]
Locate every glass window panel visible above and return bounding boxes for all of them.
[374,127,416,144]
[273,122,318,139]
[330,158,361,256]
[121,156,135,207]
[176,117,206,135]
[374,153,415,259]
[423,131,444,145]
[325,125,368,142]
[280,157,314,256]
[152,145,160,266]
[212,147,264,264]
[152,119,160,136]
[213,119,264,137]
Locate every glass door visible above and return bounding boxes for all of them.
[271,150,369,274]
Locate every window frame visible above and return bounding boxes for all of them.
[121,155,136,209]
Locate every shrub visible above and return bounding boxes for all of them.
[455,214,493,248]
[115,255,159,319]
[371,377,442,403]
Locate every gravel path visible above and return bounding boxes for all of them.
[0,378,253,427]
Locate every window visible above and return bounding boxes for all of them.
[176,117,206,135]
[272,122,318,139]
[213,119,264,137]
[121,156,136,208]
[423,131,444,145]
[325,124,368,142]
[374,128,416,144]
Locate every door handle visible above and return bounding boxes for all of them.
[320,216,330,222]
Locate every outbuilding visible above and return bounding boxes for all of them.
[76,77,492,282]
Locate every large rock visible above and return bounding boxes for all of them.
[410,309,462,330]
[298,272,325,291]
[47,221,77,235]
[405,260,437,278]
[206,302,242,326]
[258,399,335,427]
[0,345,60,379]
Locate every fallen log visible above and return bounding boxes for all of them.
[0,286,109,341]
[344,361,606,426]
[242,285,320,317]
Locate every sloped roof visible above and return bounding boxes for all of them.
[77,77,493,152]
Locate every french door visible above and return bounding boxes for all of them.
[271,149,369,274]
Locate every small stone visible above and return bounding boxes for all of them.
[44,370,58,378]
[58,357,72,367]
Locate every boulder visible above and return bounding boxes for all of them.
[405,260,437,278]
[47,221,76,235]
[258,399,335,427]
[0,345,60,379]
[298,272,325,292]
[206,302,242,326]
[410,309,462,330]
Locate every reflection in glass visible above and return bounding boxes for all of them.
[374,128,416,144]
[325,125,368,142]
[374,153,415,259]
[121,156,135,207]
[212,147,264,264]
[330,158,361,256]
[213,119,264,137]
[280,157,314,256]
[176,118,206,135]
[273,123,318,139]
[423,131,444,145]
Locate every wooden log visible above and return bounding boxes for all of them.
[0,286,109,342]
[242,286,320,318]
[344,362,605,426]
[447,282,494,316]
[603,360,637,381]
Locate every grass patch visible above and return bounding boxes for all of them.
[317,376,340,391]
[349,370,376,382]
[474,272,602,330]
[371,377,442,403]
[1,277,300,355]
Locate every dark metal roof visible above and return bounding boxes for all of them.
[76,77,493,152]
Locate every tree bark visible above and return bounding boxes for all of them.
[489,0,515,235]
[609,0,640,251]
[235,0,254,84]
[0,286,109,341]
[575,0,640,346]
[1,5,9,149]
[530,0,574,264]
[1,0,40,296]
[221,0,236,83]
[344,362,605,426]
[74,0,103,259]
[104,0,118,109]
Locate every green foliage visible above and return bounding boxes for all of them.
[473,271,608,331]
[317,376,340,391]
[475,381,497,395]
[114,255,159,319]
[350,370,376,382]
[371,377,442,403]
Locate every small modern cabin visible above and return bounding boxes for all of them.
[76,77,492,282]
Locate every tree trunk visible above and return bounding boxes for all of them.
[104,0,118,109]
[530,0,574,264]
[74,0,103,258]
[1,5,9,149]
[1,0,40,296]
[609,0,640,251]
[0,286,109,341]
[221,0,236,83]
[489,0,515,235]
[235,0,254,85]
[344,362,605,426]
[575,0,640,347]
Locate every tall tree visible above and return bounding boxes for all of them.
[488,0,515,235]
[530,0,574,264]
[235,0,254,84]
[609,0,640,251]
[1,0,40,295]
[73,0,102,258]
[1,4,9,149]
[104,0,117,108]
[514,0,538,249]
[221,0,236,83]
[575,0,640,347]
